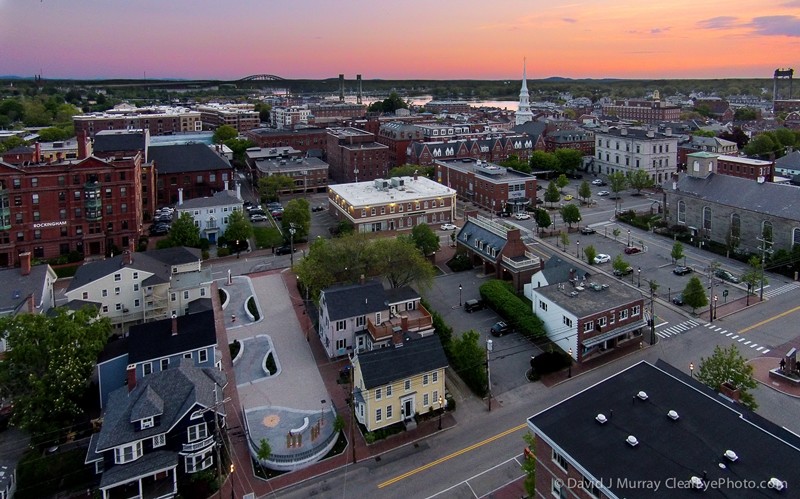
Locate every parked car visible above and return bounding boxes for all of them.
[673,266,693,276]
[535,198,544,204]
[440,223,458,231]
[312,205,325,212]
[266,202,282,210]
[250,214,267,222]
[497,211,511,217]
[275,245,296,255]
[591,179,607,186]
[613,266,634,277]
[249,209,266,216]
[564,194,574,201]
[464,299,484,313]
[624,246,641,255]
[490,321,512,337]
[672,294,685,306]
[714,268,740,283]
[149,223,170,235]
[594,253,611,264]
[580,226,596,235]
[597,190,610,196]
[514,212,531,220]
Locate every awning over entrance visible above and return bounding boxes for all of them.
[506,197,530,206]
[582,319,647,348]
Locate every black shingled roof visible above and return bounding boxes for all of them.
[528,361,800,499]
[148,143,232,174]
[356,335,448,389]
[322,280,387,322]
[93,131,146,153]
[127,309,217,364]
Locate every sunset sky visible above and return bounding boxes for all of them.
[1,0,799,80]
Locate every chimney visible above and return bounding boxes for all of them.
[236,182,241,200]
[19,251,31,276]
[178,188,184,206]
[171,312,178,336]
[647,129,655,138]
[27,293,35,313]
[122,250,133,266]
[665,127,673,136]
[620,128,628,136]
[34,142,41,163]
[401,315,409,331]
[127,364,137,391]
[392,327,404,348]
[339,74,345,102]
[224,179,229,191]
[77,130,89,160]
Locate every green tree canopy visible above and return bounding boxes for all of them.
[389,164,433,178]
[37,126,72,142]
[282,198,311,242]
[578,180,592,202]
[222,209,253,246]
[612,254,631,274]
[627,169,655,194]
[168,212,201,248]
[697,344,758,410]
[559,204,581,227]
[554,148,582,173]
[0,136,27,153]
[258,175,294,202]
[371,236,436,290]
[534,208,551,234]
[555,174,570,192]
[671,241,684,265]
[584,245,597,265]
[212,125,238,144]
[529,150,559,172]
[682,276,709,313]
[544,182,561,206]
[448,330,488,397]
[499,154,531,174]
[740,256,764,295]
[223,137,255,165]
[608,171,628,197]
[410,223,440,256]
[367,92,408,113]
[0,306,112,438]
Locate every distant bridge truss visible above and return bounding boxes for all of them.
[238,74,286,82]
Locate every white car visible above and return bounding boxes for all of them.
[594,253,611,264]
[440,223,458,231]
[591,179,603,186]
[249,214,267,222]
[514,212,531,220]
[597,190,610,196]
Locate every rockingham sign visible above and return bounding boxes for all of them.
[32,221,68,229]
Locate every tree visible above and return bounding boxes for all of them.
[410,223,440,256]
[682,276,709,313]
[744,133,779,159]
[223,137,255,165]
[448,330,488,396]
[740,256,764,296]
[499,154,531,174]
[521,432,537,497]
[555,174,570,193]
[578,180,592,203]
[696,344,758,410]
[0,136,26,153]
[559,204,581,228]
[544,182,560,207]
[0,307,112,439]
[282,198,311,242]
[559,231,570,250]
[168,212,201,248]
[258,175,294,202]
[37,126,71,142]
[212,124,238,144]
[222,209,253,248]
[367,92,408,113]
[389,164,434,178]
[608,171,628,213]
[734,108,757,121]
[719,127,750,150]
[584,245,597,265]
[627,169,654,194]
[370,237,436,290]
[671,242,684,265]
[534,208,551,235]
[612,254,630,275]
[554,148,582,173]
[529,150,559,172]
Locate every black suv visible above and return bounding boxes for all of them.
[490,321,512,337]
[673,266,692,276]
[275,245,295,255]
[613,266,633,277]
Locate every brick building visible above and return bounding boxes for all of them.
[196,103,260,132]
[677,135,738,168]
[376,122,425,167]
[0,154,143,265]
[327,175,456,233]
[307,102,366,119]
[325,127,389,183]
[716,154,774,182]
[602,99,681,124]
[408,135,534,167]
[435,158,537,214]
[270,106,312,129]
[252,156,329,194]
[424,101,473,114]
[543,129,595,155]
[92,130,157,220]
[243,127,329,153]
[73,104,202,138]
[148,144,233,206]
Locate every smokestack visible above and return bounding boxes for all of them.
[127,364,137,391]
[171,312,178,336]
[19,251,31,276]
[357,74,362,105]
[339,74,344,102]
[178,188,184,206]
[401,315,409,331]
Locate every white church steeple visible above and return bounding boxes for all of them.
[515,58,533,126]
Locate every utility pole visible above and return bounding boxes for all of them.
[647,279,658,345]
[349,359,356,464]
[756,235,773,300]
[486,339,493,412]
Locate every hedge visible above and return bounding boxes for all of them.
[479,280,546,339]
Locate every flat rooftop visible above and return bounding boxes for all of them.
[529,361,800,499]
[717,154,773,166]
[436,158,536,182]
[532,275,643,317]
[329,176,455,206]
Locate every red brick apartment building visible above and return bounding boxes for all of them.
[0,155,143,266]
[244,127,330,153]
[435,158,538,213]
[73,105,202,138]
[326,127,389,183]
[602,99,681,124]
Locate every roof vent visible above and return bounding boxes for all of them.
[626,435,639,447]
[768,478,785,491]
[667,410,679,420]
[595,414,607,424]
[724,450,738,462]
[637,391,648,400]
[690,476,704,489]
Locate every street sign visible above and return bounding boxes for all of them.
[723,289,729,297]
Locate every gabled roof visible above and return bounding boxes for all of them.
[176,189,241,209]
[511,120,547,137]
[356,335,448,389]
[0,264,55,315]
[322,280,387,321]
[95,362,226,451]
[67,247,200,292]
[148,143,231,174]
[456,219,507,262]
[129,386,164,422]
[673,172,800,219]
[537,256,591,285]
[127,310,217,364]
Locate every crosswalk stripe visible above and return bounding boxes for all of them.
[763,349,770,354]
[757,347,764,351]
[731,335,739,339]
[744,341,751,345]
[726,332,734,336]
[719,330,727,334]
[738,338,746,342]
[750,343,758,348]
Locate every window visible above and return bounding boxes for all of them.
[677,200,686,224]
[584,321,594,332]
[552,478,567,499]
[82,291,89,300]
[153,434,166,448]
[114,273,121,281]
[114,441,143,464]
[134,299,140,307]
[609,312,615,324]
[31,193,39,205]
[386,385,392,397]
[31,177,38,188]
[160,358,169,371]
[386,405,393,419]
[583,478,600,498]
[133,283,139,292]
[143,362,153,376]
[140,417,154,429]
[762,220,773,243]
[199,350,208,363]
[619,309,629,320]
[375,408,382,422]
[539,300,548,311]
[115,303,122,311]
[375,388,382,400]
[200,288,206,297]
[423,393,429,406]
[335,338,346,350]
[432,371,438,383]
[102,305,108,313]
[355,315,366,328]
[562,316,573,328]
[702,206,712,235]
[115,287,120,295]
[33,211,40,221]
[375,312,382,324]
[171,292,177,302]
[423,374,429,385]
[185,449,213,473]
[183,290,189,300]
[335,320,346,331]
[633,305,641,316]
[187,423,208,442]
[552,448,569,472]
[404,379,411,391]
[731,214,741,241]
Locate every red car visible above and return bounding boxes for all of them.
[624,246,641,255]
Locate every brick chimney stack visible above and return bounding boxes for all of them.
[19,251,31,276]
[122,250,133,266]
[171,312,178,336]
[392,327,404,348]
[127,364,137,391]
[27,293,35,313]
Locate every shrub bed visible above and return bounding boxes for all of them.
[479,280,546,340]
[246,296,260,320]
[446,253,474,272]
[265,352,277,375]
[530,350,571,378]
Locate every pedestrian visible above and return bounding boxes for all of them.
[780,358,786,371]
[231,314,236,323]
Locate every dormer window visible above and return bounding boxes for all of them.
[141,417,154,430]
[114,441,143,464]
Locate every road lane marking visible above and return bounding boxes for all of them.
[739,304,800,334]
[378,423,526,489]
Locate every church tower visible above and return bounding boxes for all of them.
[515,58,534,125]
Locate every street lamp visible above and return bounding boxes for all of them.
[459,284,462,307]
[567,348,573,378]
[576,240,580,258]
[235,239,240,259]
[627,229,631,247]
[289,225,296,267]
[320,399,326,426]
[438,395,445,430]
[714,295,718,320]
[637,267,641,287]
[689,362,694,378]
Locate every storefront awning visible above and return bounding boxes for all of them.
[582,319,647,348]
